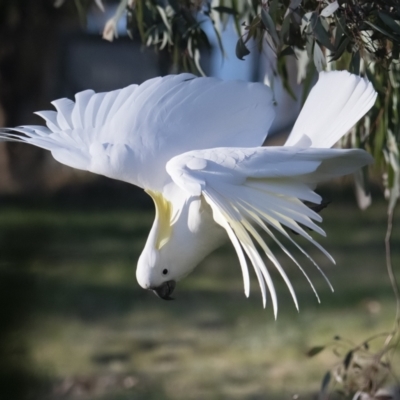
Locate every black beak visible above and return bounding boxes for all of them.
[152,280,176,300]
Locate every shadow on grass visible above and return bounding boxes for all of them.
[0,189,397,399]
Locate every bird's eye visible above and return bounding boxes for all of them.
[162,269,168,275]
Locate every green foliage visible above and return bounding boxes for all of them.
[65,0,400,212]
[126,0,210,74]
[307,333,396,399]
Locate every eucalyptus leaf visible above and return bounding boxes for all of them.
[94,0,104,12]
[280,46,295,57]
[334,16,345,49]
[311,14,335,51]
[321,1,339,18]
[231,0,241,36]
[343,350,353,370]
[320,371,331,395]
[235,37,250,60]
[269,0,279,18]
[156,5,172,33]
[193,48,205,77]
[354,167,372,210]
[73,0,86,26]
[365,20,399,42]
[280,15,291,43]
[212,6,238,16]
[288,0,302,11]
[261,8,280,48]
[313,42,326,72]
[378,12,400,36]
[278,57,297,100]
[350,50,360,75]
[307,346,325,357]
[54,0,67,6]
[393,43,400,60]
[330,36,349,61]
[305,24,314,61]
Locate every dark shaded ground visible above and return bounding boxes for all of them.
[0,183,398,400]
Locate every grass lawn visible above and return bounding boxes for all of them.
[0,190,399,400]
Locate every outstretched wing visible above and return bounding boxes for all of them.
[166,146,373,317]
[0,74,275,191]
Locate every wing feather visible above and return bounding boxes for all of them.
[203,190,252,298]
[34,111,60,132]
[0,74,275,190]
[245,179,321,203]
[71,90,95,129]
[51,98,74,131]
[84,92,107,129]
[95,90,120,128]
[167,146,372,313]
[205,188,272,310]
[238,203,323,303]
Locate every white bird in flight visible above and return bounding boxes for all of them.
[0,70,376,317]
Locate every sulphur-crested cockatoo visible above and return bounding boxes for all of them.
[0,71,376,317]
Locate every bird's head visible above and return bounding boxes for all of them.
[135,189,195,300]
[136,189,224,300]
[136,246,179,300]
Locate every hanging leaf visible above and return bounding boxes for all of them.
[305,24,314,61]
[378,12,400,36]
[334,14,349,51]
[280,46,295,57]
[301,59,316,105]
[94,0,104,12]
[284,0,302,18]
[73,0,86,26]
[313,42,326,72]
[156,5,172,34]
[393,43,400,60]
[54,0,67,7]
[330,36,349,61]
[193,48,206,77]
[307,346,325,357]
[365,21,399,43]
[343,350,353,370]
[261,8,280,48]
[311,13,335,51]
[320,371,331,394]
[321,1,339,18]
[280,15,291,43]
[278,57,297,100]
[212,6,238,16]
[235,37,250,60]
[350,50,361,75]
[269,0,279,19]
[354,167,372,210]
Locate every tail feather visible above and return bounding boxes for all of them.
[285,71,377,148]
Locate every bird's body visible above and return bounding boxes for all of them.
[0,71,377,316]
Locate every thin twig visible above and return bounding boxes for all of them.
[384,207,400,346]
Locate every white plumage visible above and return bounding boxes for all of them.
[0,71,376,316]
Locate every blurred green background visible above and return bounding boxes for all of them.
[0,186,398,400]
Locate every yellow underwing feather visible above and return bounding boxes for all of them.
[146,190,172,250]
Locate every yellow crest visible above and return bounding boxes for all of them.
[145,190,173,250]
